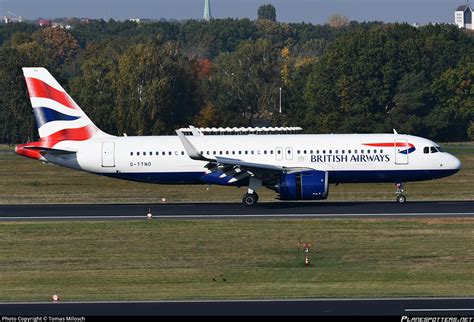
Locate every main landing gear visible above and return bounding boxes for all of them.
[242,177,262,207]
[242,192,259,207]
[395,182,407,203]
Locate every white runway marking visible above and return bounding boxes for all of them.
[405,308,474,312]
[1,212,474,221]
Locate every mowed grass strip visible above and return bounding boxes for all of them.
[0,218,472,301]
[0,142,473,204]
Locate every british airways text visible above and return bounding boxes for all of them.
[311,154,391,163]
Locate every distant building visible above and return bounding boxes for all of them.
[128,18,156,24]
[38,19,52,27]
[4,12,23,23]
[454,4,473,29]
[203,0,212,21]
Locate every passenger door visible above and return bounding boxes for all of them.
[394,139,409,165]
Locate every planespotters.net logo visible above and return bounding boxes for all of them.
[401,317,474,322]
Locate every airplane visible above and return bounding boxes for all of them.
[15,67,462,206]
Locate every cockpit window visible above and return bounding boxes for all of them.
[423,147,429,154]
[436,146,444,152]
[430,146,438,154]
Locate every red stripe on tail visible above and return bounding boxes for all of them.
[25,77,78,110]
[15,125,97,160]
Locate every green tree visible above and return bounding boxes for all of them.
[114,42,201,135]
[302,23,473,137]
[426,63,474,141]
[257,4,277,22]
[69,44,119,135]
[0,47,36,143]
[206,39,280,126]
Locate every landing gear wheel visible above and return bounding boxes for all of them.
[396,194,407,203]
[242,193,259,207]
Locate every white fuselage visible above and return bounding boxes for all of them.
[47,133,461,186]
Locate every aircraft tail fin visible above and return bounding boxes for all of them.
[22,67,110,141]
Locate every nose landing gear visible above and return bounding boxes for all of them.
[395,183,407,203]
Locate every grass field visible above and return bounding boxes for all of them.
[0,218,473,301]
[0,143,473,301]
[0,142,473,204]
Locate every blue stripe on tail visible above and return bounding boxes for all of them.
[33,107,80,128]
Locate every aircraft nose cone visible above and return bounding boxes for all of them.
[450,155,462,171]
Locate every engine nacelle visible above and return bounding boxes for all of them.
[277,170,329,200]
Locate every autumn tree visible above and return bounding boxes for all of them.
[32,27,79,68]
[327,14,349,28]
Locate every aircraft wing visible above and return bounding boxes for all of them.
[212,156,314,183]
[176,130,316,184]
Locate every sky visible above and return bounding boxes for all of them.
[0,0,467,25]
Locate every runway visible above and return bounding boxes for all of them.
[0,298,473,316]
[0,201,473,221]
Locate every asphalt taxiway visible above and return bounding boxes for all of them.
[0,201,473,221]
[0,298,473,316]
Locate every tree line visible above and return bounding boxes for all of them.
[0,12,472,144]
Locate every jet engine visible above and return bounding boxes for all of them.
[277,170,329,200]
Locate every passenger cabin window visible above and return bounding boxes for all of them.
[130,152,134,156]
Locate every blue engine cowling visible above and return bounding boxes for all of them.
[277,170,329,200]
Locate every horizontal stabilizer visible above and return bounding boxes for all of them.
[22,146,77,155]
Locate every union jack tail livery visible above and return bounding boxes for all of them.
[16,67,110,160]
